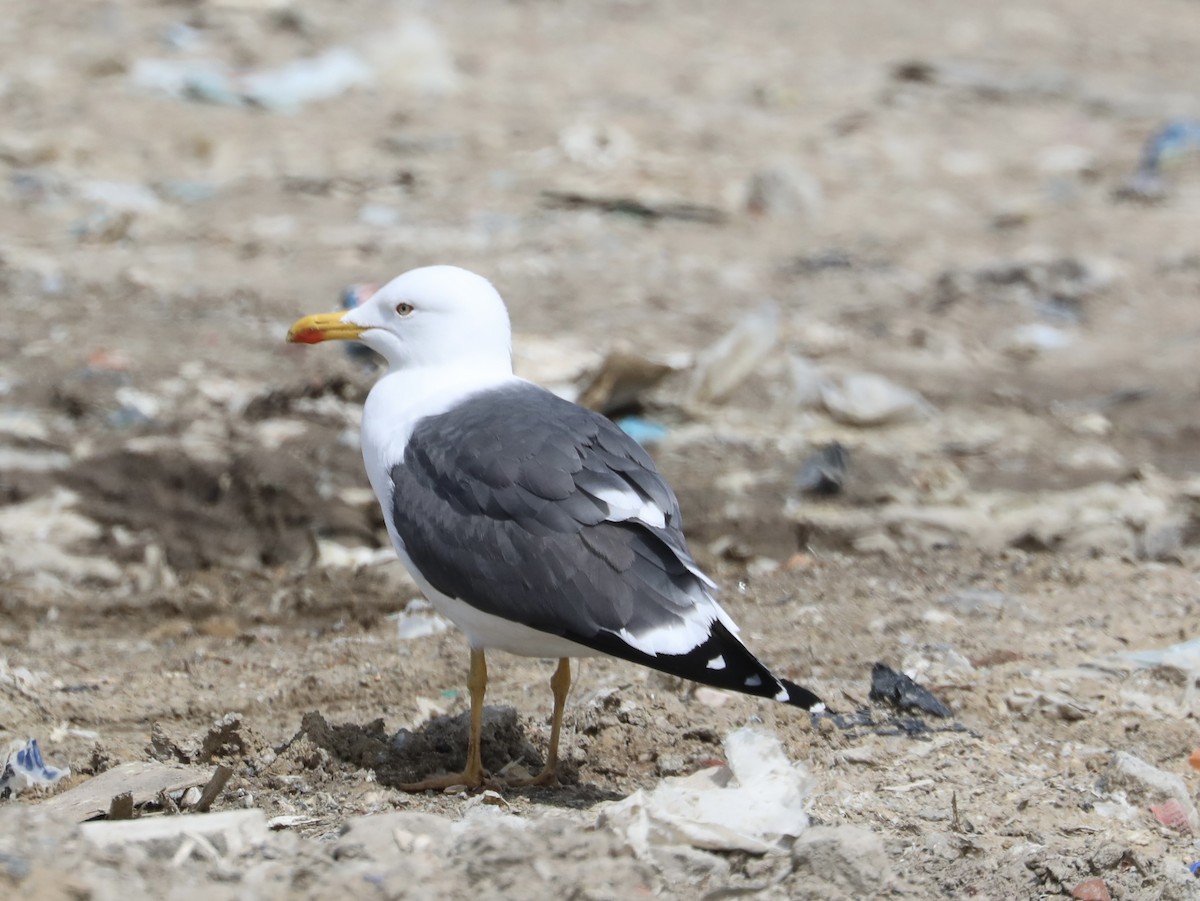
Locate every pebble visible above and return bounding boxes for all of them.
[820,372,933,426]
[1070,878,1111,901]
[791,826,891,894]
[939,589,1012,615]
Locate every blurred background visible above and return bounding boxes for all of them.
[2,1,1199,896]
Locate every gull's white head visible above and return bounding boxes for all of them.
[287,265,513,373]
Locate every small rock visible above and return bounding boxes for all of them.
[1071,877,1112,901]
[655,755,686,777]
[744,164,822,218]
[80,809,268,856]
[795,442,849,496]
[869,663,953,718]
[790,825,891,895]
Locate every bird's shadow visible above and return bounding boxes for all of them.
[288,707,622,808]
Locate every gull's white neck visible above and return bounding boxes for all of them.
[360,361,517,507]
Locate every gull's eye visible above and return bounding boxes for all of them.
[395,302,415,317]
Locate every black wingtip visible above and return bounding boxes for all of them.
[780,678,825,712]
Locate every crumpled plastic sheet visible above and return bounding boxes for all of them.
[597,726,812,856]
[0,739,70,799]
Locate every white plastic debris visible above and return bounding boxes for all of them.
[559,122,636,169]
[1106,751,1200,833]
[364,16,460,98]
[1,739,70,797]
[686,303,780,405]
[1003,323,1074,358]
[788,355,827,410]
[1117,637,1200,674]
[390,599,451,640]
[744,163,823,218]
[597,726,812,855]
[820,373,933,426]
[241,48,373,112]
[80,809,269,855]
[132,48,372,113]
[315,540,394,569]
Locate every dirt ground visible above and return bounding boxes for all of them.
[2,1,1200,898]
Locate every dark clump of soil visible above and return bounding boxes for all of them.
[293,708,546,786]
[64,447,373,571]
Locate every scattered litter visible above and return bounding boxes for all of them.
[795,442,848,496]
[938,589,1014,616]
[1190,748,1200,771]
[341,283,382,365]
[558,122,636,170]
[1003,323,1075,359]
[1005,688,1095,722]
[1189,861,1200,877]
[868,663,953,718]
[788,476,1192,560]
[616,416,669,445]
[1149,799,1192,835]
[788,354,827,408]
[1105,751,1200,834]
[358,203,403,228]
[744,164,822,218]
[38,761,213,822]
[268,815,320,830]
[391,598,451,641]
[110,387,162,428]
[578,350,678,415]
[0,739,70,798]
[316,540,394,569]
[933,257,1111,317]
[1115,637,1200,680]
[597,726,812,855]
[686,302,779,405]
[0,446,71,472]
[1115,119,1200,200]
[541,189,727,225]
[820,373,933,426]
[901,646,975,685]
[132,49,372,113]
[242,48,372,112]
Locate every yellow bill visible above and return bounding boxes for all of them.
[286,312,366,344]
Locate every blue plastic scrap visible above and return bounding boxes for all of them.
[0,738,70,798]
[616,416,669,446]
[1124,119,1200,195]
[1189,861,1200,877]
[1139,119,1200,175]
[341,284,382,365]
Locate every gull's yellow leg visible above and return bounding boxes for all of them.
[512,657,571,787]
[400,649,488,791]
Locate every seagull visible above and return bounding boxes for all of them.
[287,266,823,790]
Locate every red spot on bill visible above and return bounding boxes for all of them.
[291,328,326,345]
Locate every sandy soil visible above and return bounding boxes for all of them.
[2,1,1199,898]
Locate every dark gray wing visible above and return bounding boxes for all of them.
[388,382,822,709]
